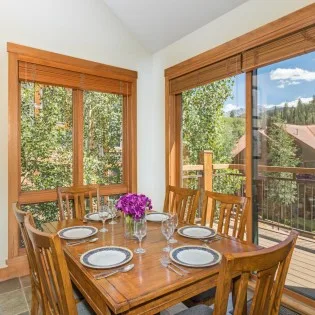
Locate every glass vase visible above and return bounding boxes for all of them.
[124,214,136,239]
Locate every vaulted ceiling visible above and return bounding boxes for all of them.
[103,0,248,53]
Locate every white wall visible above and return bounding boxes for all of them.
[0,0,313,268]
[148,0,315,212]
[0,0,151,268]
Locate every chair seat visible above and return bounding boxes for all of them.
[177,305,213,315]
[77,299,95,314]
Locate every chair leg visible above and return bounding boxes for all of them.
[30,286,40,315]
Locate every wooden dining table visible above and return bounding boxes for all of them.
[42,215,259,315]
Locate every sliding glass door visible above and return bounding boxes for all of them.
[252,51,315,300]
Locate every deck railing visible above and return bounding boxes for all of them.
[183,151,315,235]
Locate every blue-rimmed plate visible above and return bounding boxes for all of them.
[177,226,216,239]
[57,226,98,240]
[170,245,222,268]
[80,246,133,269]
[145,212,170,222]
[84,212,104,221]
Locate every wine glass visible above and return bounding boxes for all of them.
[161,218,174,252]
[169,213,178,244]
[99,205,109,232]
[108,200,118,225]
[134,218,147,254]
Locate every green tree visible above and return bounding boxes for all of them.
[266,115,300,209]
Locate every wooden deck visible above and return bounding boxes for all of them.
[259,222,315,300]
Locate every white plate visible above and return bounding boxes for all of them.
[177,226,216,239]
[84,212,104,221]
[58,226,98,240]
[170,246,222,268]
[80,246,133,269]
[145,212,170,222]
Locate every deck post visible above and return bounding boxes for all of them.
[199,151,213,224]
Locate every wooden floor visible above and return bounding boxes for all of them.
[259,222,315,300]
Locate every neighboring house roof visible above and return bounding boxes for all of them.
[232,124,315,157]
[232,130,268,157]
[283,124,315,150]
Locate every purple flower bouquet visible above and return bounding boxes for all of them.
[116,193,152,239]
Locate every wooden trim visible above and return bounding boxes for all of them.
[129,80,137,192]
[18,185,129,204]
[8,43,137,81]
[0,255,29,281]
[73,90,83,186]
[245,72,253,243]
[175,94,182,187]
[165,3,315,79]
[8,52,20,259]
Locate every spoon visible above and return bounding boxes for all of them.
[94,264,135,280]
[67,237,98,246]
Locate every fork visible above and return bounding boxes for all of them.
[160,259,183,276]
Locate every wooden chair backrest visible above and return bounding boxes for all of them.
[201,191,249,241]
[25,215,77,315]
[57,184,100,220]
[13,203,46,311]
[163,185,200,224]
[213,231,298,315]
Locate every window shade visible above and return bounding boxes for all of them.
[169,55,242,94]
[242,25,315,71]
[19,61,131,95]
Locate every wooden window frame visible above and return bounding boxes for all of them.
[165,3,315,309]
[4,43,137,280]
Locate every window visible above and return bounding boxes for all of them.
[8,43,137,255]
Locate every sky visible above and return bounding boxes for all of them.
[224,51,315,113]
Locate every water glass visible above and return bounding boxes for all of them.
[134,218,147,254]
[99,205,109,232]
[169,213,178,244]
[161,218,174,252]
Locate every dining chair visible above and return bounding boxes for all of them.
[13,203,46,315]
[185,192,249,307]
[163,185,200,224]
[57,184,100,220]
[24,215,94,315]
[179,230,298,315]
[201,191,249,241]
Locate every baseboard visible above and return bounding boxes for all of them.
[0,255,29,281]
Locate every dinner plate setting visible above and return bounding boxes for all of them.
[58,226,98,240]
[145,212,170,222]
[80,246,133,269]
[170,245,222,268]
[84,212,105,221]
[177,225,216,239]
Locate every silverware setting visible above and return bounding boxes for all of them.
[94,264,134,280]
[202,235,222,244]
[170,261,190,274]
[66,237,99,246]
[160,259,184,276]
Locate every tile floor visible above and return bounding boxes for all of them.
[0,276,31,315]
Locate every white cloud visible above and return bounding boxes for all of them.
[261,97,313,110]
[223,103,241,112]
[270,67,315,88]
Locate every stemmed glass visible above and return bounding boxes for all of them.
[169,213,178,244]
[99,204,109,232]
[134,218,147,254]
[108,200,118,225]
[161,218,174,252]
